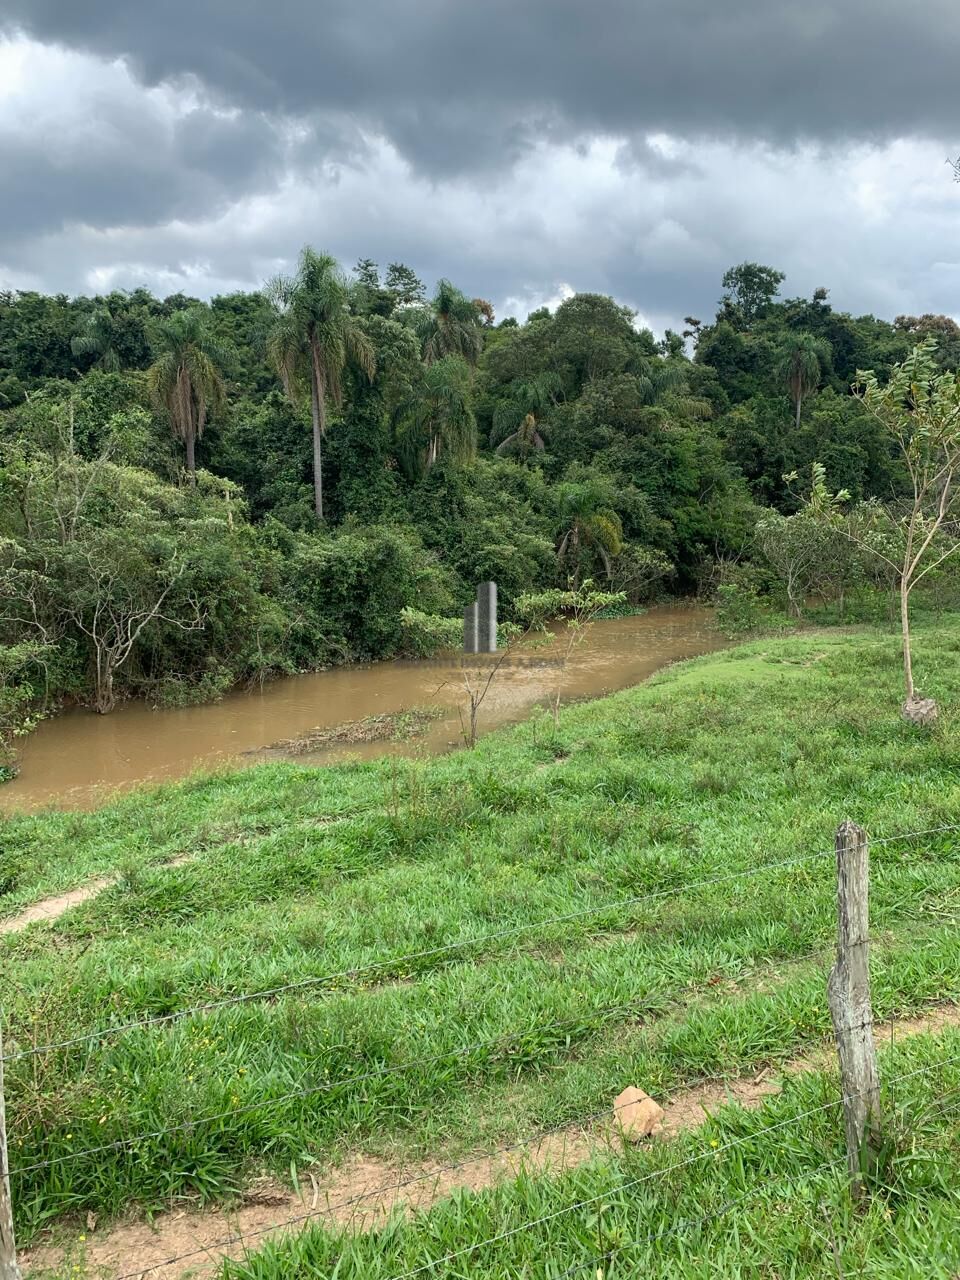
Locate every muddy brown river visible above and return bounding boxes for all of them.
[0,606,725,813]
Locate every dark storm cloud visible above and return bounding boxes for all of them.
[3,0,959,177]
[0,4,956,333]
[0,105,287,241]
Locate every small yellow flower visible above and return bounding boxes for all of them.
[710,1139,719,1148]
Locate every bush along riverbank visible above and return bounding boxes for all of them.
[3,617,960,1275]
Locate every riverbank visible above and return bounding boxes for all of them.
[4,617,960,1276]
[0,605,722,812]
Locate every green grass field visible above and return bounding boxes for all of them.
[4,618,960,1275]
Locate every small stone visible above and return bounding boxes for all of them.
[613,1085,664,1141]
[902,696,939,727]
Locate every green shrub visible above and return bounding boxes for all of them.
[714,583,770,636]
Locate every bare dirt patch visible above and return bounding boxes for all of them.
[21,1002,960,1280]
[1,854,195,937]
[0,880,116,936]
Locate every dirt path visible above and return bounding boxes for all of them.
[0,879,117,936]
[1,857,194,937]
[21,1002,960,1280]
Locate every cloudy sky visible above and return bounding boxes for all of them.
[0,1,958,333]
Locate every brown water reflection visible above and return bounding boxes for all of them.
[0,606,725,813]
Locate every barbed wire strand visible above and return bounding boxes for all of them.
[116,1149,852,1280]
[48,1005,949,1279]
[12,926,944,1183]
[18,947,960,1271]
[6,820,956,1067]
[549,1090,960,1280]
[385,1051,960,1280]
[2,848,839,1065]
[96,1072,960,1280]
[117,1038,956,1280]
[16,941,844,1177]
[108,1080,790,1280]
[87,994,929,1280]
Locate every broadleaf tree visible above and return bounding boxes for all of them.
[852,339,960,713]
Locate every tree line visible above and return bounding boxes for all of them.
[1,250,957,755]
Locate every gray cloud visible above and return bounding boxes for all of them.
[0,39,306,247]
[3,1,960,178]
[0,110,288,242]
[3,126,954,339]
[0,6,957,336]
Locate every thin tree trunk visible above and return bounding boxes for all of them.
[795,393,802,430]
[311,373,324,522]
[901,578,914,700]
[901,516,916,700]
[95,655,116,715]
[786,566,801,618]
[185,429,197,487]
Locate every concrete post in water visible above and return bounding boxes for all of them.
[463,602,479,654]
[477,581,497,653]
[827,820,880,1198]
[0,1019,21,1280]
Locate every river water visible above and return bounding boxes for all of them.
[0,606,725,813]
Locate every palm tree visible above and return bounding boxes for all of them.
[492,373,558,461]
[555,475,623,585]
[412,280,483,366]
[266,247,375,522]
[147,309,227,485]
[635,355,713,419]
[776,333,831,429]
[72,307,122,372]
[496,413,545,461]
[396,356,476,476]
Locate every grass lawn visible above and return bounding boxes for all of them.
[3,617,960,1274]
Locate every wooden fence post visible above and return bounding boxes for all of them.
[0,1017,20,1280]
[827,820,880,1197]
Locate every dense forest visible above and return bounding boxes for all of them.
[0,249,953,748]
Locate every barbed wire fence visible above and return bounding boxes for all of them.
[0,820,958,1278]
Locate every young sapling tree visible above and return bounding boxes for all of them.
[852,339,960,720]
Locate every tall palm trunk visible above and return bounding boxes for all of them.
[185,429,197,487]
[310,346,325,522]
[790,372,802,429]
[176,366,198,486]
